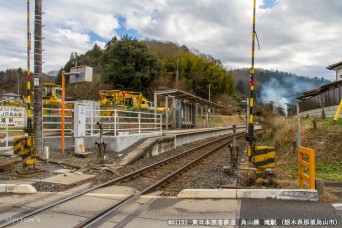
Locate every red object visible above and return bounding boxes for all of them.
[121,91,125,97]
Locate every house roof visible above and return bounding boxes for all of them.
[326,61,342,70]
[297,80,342,100]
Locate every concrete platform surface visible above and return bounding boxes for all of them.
[0,186,340,228]
[178,189,319,201]
[52,169,72,174]
[40,173,95,185]
[0,184,37,194]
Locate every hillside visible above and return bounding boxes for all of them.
[233,69,331,114]
[54,37,235,102]
[0,69,55,96]
[257,115,342,200]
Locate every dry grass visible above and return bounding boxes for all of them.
[257,116,342,183]
[217,114,245,126]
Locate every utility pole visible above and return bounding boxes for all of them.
[34,0,43,154]
[176,55,179,89]
[72,52,78,67]
[209,85,211,102]
[16,70,19,98]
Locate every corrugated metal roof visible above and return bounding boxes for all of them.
[154,89,224,109]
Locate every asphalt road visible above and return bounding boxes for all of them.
[239,199,341,227]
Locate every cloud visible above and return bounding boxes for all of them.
[42,28,92,71]
[0,0,340,81]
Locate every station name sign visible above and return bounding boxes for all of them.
[0,106,26,127]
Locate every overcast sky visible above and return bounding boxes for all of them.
[0,0,341,80]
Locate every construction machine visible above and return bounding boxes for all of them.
[99,90,156,115]
[42,83,62,109]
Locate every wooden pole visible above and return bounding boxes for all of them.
[34,0,43,154]
[61,70,65,154]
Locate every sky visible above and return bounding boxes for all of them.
[0,0,341,81]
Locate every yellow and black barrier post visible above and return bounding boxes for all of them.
[254,146,276,185]
[13,136,36,172]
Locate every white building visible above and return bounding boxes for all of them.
[327,61,342,81]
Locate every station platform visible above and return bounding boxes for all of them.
[161,125,248,148]
[42,125,253,154]
[161,125,246,135]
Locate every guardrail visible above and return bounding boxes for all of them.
[86,109,162,137]
[298,146,316,189]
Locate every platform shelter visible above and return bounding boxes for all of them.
[153,89,224,129]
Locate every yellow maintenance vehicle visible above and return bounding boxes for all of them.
[99,90,156,116]
[21,83,73,115]
[42,83,62,109]
[3,83,63,110]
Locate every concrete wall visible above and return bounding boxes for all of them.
[171,126,248,147]
[43,132,162,153]
[145,137,175,157]
[300,105,342,118]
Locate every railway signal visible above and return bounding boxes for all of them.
[246,0,275,186]
[13,0,36,175]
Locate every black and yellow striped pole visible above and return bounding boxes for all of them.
[247,0,257,161]
[27,0,32,133]
[245,0,276,186]
[13,0,39,175]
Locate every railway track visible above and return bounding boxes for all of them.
[0,131,248,228]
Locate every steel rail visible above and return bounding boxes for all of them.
[75,133,248,228]
[0,132,244,228]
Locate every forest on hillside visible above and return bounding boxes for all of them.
[233,69,331,114]
[55,36,235,102]
[0,69,54,96]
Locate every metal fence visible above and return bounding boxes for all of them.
[0,124,24,149]
[299,86,342,112]
[86,109,162,136]
[42,108,73,138]
[0,108,162,151]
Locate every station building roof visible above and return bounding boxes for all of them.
[154,89,224,109]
